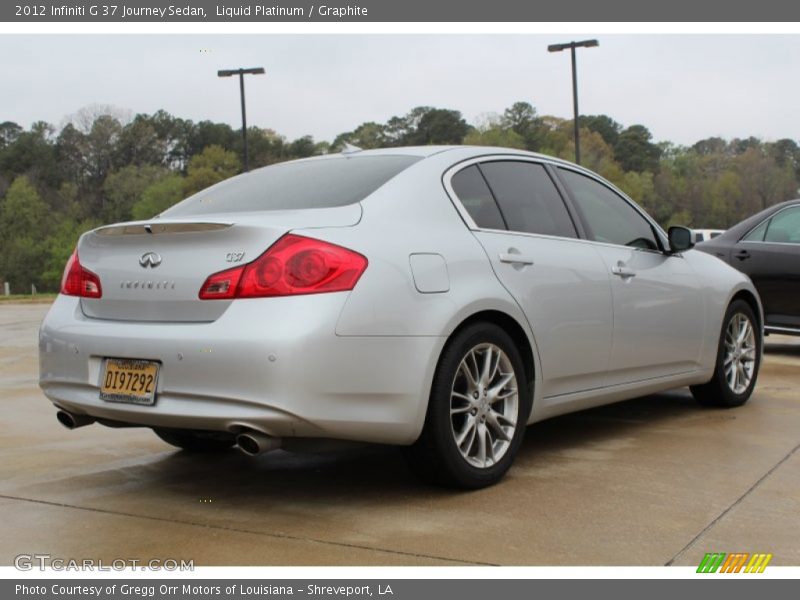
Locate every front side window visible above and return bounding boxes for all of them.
[558,168,659,250]
[478,161,577,238]
[764,206,800,244]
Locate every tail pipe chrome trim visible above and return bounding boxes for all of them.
[56,410,95,430]
[236,431,282,456]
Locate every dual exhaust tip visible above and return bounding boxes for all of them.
[56,410,280,456]
[234,431,281,456]
[56,410,95,430]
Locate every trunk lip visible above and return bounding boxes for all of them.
[95,222,233,237]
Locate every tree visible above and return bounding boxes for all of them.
[736,147,797,213]
[768,138,800,180]
[691,137,727,156]
[614,125,662,173]
[115,115,167,167]
[404,108,470,145]
[183,145,240,196]
[131,174,186,220]
[464,115,525,149]
[102,165,169,222]
[0,121,58,186]
[288,135,317,158]
[0,121,22,149]
[84,114,123,184]
[186,121,238,158]
[332,122,388,151]
[578,115,622,147]
[41,216,102,290]
[501,101,547,150]
[55,123,88,188]
[0,176,52,291]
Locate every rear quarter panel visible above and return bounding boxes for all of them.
[293,151,544,424]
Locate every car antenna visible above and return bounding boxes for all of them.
[341,143,363,155]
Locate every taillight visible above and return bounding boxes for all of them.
[199,234,367,300]
[60,250,102,298]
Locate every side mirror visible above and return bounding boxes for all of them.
[668,226,694,253]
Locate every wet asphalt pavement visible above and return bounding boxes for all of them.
[1,303,798,566]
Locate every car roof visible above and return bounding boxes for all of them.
[345,144,568,161]
[712,198,800,243]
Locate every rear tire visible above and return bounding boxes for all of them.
[404,322,531,489]
[691,299,761,408]
[153,428,236,452]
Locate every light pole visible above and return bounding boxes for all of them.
[217,67,265,172]
[547,40,598,165]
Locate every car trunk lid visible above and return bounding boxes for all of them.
[77,205,361,322]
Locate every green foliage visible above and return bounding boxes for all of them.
[131,174,185,220]
[578,115,622,147]
[464,126,526,149]
[102,165,169,223]
[2,102,800,292]
[40,217,102,290]
[0,176,53,291]
[406,108,470,145]
[501,102,549,150]
[464,115,526,149]
[183,145,241,196]
[614,125,662,173]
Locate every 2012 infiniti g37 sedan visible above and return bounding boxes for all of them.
[39,146,763,488]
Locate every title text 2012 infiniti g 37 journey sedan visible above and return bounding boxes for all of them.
[40,146,764,488]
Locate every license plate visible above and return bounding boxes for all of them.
[100,358,160,405]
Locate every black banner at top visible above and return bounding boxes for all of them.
[2,0,800,22]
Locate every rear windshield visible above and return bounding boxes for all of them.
[162,155,421,216]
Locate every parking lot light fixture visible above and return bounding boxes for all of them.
[547,39,599,165]
[217,67,265,172]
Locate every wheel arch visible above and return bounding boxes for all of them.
[730,288,763,333]
[443,309,537,396]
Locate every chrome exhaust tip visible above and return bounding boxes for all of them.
[56,410,95,430]
[236,431,281,456]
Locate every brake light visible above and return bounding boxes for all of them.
[60,250,102,298]
[199,234,368,300]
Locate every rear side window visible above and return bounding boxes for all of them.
[744,219,769,242]
[479,161,577,238]
[450,165,506,230]
[163,155,421,216]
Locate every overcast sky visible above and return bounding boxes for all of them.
[1,34,799,145]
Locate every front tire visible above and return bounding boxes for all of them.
[691,299,761,408]
[404,322,531,488]
[153,428,236,452]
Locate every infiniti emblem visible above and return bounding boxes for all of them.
[139,252,162,268]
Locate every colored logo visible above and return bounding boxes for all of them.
[697,552,772,573]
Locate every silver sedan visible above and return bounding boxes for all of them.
[39,146,763,488]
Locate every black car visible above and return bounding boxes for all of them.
[697,199,800,335]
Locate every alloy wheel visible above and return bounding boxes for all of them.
[450,343,519,468]
[723,312,756,394]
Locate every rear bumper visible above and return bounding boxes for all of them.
[39,295,444,445]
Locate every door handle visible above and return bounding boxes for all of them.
[611,264,636,279]
[734,250,751,261]
[499,253,534,266]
